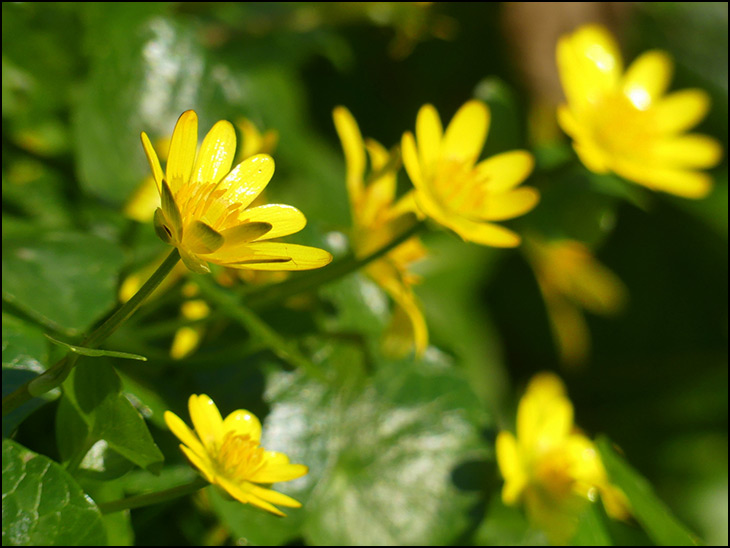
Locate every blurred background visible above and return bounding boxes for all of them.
[2,2,727,545]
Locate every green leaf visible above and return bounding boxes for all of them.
[597,436,701,546]
[571,502,613,546]
[2,231,125,336]
[45,334,147,361]
[57,360,164,475]
[1,439,107,546]
[210,352,490,545]
[73,8,231,204]
[2,313,57,437]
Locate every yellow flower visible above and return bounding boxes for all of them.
[164,394,307,516]
[334,106,428,357]
[497,373,629,544]
[525,237,627,367]
[141,110,332,273]
[401,100,539,247]
[557,24,723,199]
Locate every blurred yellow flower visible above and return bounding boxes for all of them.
[557,24,722,198]
[401,100,539,247]
[525,237,627,367]
[497,372,629,544]
[141,110,332,273]
[334,106,428,357]
[165,394,307,516]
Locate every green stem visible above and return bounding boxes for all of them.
[195,277,328,381]
[244,218,427,310]
[97,477,209,514]
[2,249,181,417]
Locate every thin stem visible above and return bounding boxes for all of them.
[195,277,328,382]
[2,249,181,417]
[97,477,209,514]
[244,218,427,310]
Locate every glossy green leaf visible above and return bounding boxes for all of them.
[58,360,164,475]
[210,352,490,546]
[2,231,125,336]
[1,439,107,546]
[597,436,700,546]
[45,334,147,362]
[73,8,229,204]
[2,313,56,437]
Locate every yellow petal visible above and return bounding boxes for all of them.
[517,373,572,451]
[448,216,522,248]
[188,394,224,451]
[496,431,526,505]
[250,453,308,483]
[140,132,164,193]
[475,150,535,193]
[333,106,366,207]
[219,222,273,245]
[541,289,592,367]
[478,187,540,221]
[441,100,489,166]
[573,142,611,174]
[653,89,711,134]
[214,242,333,271]
[170,326,205,360]
[208,154,275,215]
[401,131,426,191]
[622,50,673,110]
[222,409,262,442]
[612,159,713,198]
[186,220,224,255]
[380,281,428,358]
[248,484,302,508]
[193,119,236,186]
[650,134,723,169]
[216,477,285,516]
[180,444,215,483]
[238,204,306,240]
[415,104,443,179]
[164,410,207,459]
[557,24,622,109]
[166,110,198,192]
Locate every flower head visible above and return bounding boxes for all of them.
[557,24,722,198]
[334,106,428,357]
[165,394,307,516]
[497,373,629,543]
[525,237,627,367]
[141,110,332,273]
[401,100,539,247]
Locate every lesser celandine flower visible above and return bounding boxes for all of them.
[165,394,307,516]
[401,100,539,247]
[525,237,627,367]
[497,373,629,544]
[557,24,722,198]
[334,106,428,357]
[142,110,332,273]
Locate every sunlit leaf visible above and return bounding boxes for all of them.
[1,439,107,546]
[57,360,164,475]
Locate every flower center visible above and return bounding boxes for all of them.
[215,432,265,481]
[431,160,487,218]
[590,93,656,161]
